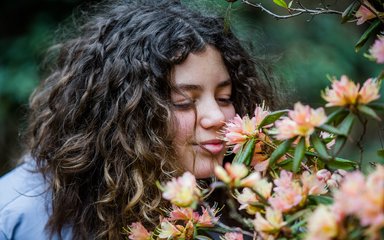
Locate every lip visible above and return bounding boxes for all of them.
[198,139,225,155]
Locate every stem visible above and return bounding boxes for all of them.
[378,122,384,149]
[200,201,254,237]
[356,113,368,169]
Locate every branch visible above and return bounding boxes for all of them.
[241,0,343,20]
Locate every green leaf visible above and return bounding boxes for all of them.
[258,109,288,129]
[332,136,347,156]
[285,209,309,224]
[349,228,365,240]
[378,149,384,157]
[234,138,256,166]
[293,137,305,172]
[341,1,360,24]
[368,103,384,111]
[232,143,244,163]
[307,195,334,205]
[316,124,347,136]
[330,113,355,156]
[355,19,381,52]
[273,0,288,8]
[311,133,331,161]
[276,158,294,170]
[326,157,357,170]
[338,112,355,135]
[325,108,348,125]
[357,105,381,121]
[269,138,295,166]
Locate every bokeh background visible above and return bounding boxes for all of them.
[1,0,383,176]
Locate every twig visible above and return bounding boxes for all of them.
[241,0,342,20]
[200,201,254,237]
[377,122,384,149]
[356,113,368,169]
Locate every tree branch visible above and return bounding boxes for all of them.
[241,0,343,20]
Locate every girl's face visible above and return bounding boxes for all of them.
[171,46,236,178]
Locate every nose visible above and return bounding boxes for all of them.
[199,99,226,129]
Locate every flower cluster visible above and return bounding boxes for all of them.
[223,103,271,152]
[126,205,220,240]
[126,76,383,239]
[322,75,380,107]
[161,172,201,208]
[307,166,384,240]
[275,102,327,141]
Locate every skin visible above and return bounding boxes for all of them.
[171,46,236,178]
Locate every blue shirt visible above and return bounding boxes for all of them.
[0,158,72,240]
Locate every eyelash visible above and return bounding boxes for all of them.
[217,98,233,106]
[173,101,194,110]
[172,97,232,110]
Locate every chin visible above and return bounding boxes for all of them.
[192,156,223,179]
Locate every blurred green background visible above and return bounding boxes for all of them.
[1,0,383,176]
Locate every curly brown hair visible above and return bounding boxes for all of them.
[26,0,282,239]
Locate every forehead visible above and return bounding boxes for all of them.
[171,46,230,87]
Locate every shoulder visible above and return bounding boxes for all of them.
[0,158,50,239]
[0,158,72,239]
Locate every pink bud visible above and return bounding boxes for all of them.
[326,179,339,189]
[316,169,332,182]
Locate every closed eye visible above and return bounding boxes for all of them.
[172,100,195,110]
[217,97,233,106]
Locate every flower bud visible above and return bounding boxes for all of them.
[316,169,331,182]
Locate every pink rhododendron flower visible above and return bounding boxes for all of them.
[168,206,199,222]
[214,163,249,187]
[306,205,338,240]
[358,165,384,228]
[275,102,326,141]
[254,102,271,127]
[369,35,384,64]
[222,231,244,240]
[237,178,272,215]
[301,171,328,195]
[240,171,262,188]
[224,115,254,147]
[355,1,378,25]
[254,207,286,238]
[223,103,271,153]
[162,172,201,208]
[127,222,151,240]
[322,75,360,107]
[333,171,366,216]
[322,75,380,107]
[196,206,220,227]
[237,188,259,215]
[359,78,381,103]
[158,220,194,239]
[333,166,384,234]
[269,170,306,213]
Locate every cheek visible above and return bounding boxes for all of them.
[224,105,236,121]
[173,112,196,141]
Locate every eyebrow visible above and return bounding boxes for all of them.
[174,79,232,91]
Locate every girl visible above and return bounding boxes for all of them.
[0,0,281,239]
